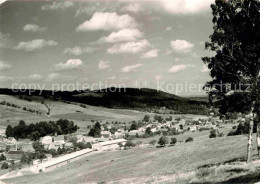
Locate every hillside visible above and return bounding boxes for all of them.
[3,135,255,184]
[0,88,209,115]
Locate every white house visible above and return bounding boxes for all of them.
[41,136,52,145]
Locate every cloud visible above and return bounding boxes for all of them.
[76,12,138,31]
[54,59,83,71]
[47,73,60,81]
[107,75,116,80]
[121,3,143,13]
[98,28,143,43]
[0,61,11,70]
[41,1,74,10]
[98,60,110,70]
[158,0,213,14]
[63,46,98,56]
[108,39,150,54]
[170,40,194,53]
[201,65,210,72]
[15,39,57,51]
[0,32,10,48]
[23,24,47,32]
[155,75,163,81]
[27,74,42,81]
[168,64,193,73]
[122,63,143,73]
[141,49,159,59]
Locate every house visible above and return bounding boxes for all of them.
[128,130,145,136]
[76,135,84,143]
[114,131,124,139]
[138,127,146,132]
[64,142,74,149]
[47,142,63,150]
[41,136,52,145]
[7,137,17,144]
[82,136,95,143]
[6,150,24,160]
[92,139,127,151]
[53,135,65,144]
[101,131,111,138]
[0,142,6,151]
[189,125,197,132]
[19,143,35,152]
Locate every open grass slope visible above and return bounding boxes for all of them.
[3,135,249,184]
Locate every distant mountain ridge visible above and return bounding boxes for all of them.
[0,88,209,115]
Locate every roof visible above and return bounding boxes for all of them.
[7,150,24,155]
[95,139,127,146]
[40,148,94,168]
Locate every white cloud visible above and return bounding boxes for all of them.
[201,65,210,72]
[54,59,83,71]
[27,74,42,81]
[15,39,57,51]
[158,0,213,14]
[98,60,110,70]
[0,32,10,48]
[41,1,74,10]
[0,61,11,70]
[121,3,143,13]
[141,49,159,59]
[122,63,143,73]
[155,75,163,81]
[168,64,193,73]
[63,46,98,56]
[98,28,143,43]
[108,39,150,54]
[170,40,194,53]
[23,24,47,32]
[107,75,116,80]
[76,12,138,31]
[166,26,172,31]
[47,73,60,81]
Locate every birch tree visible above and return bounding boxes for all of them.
[202,0,260,163]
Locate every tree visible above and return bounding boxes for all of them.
[124,140,136,148]
[88,122,101,138]
[130,123,137,131]
[185,137,193,143]
[143,115,150,122]
[0,154,5,161]
[170,137,177,145]
[5,125,14,138]
[158,136,169,147]
[202,0,260,163]
[209,129,217,138]
[1,162,8,169]
[145,127,152,136]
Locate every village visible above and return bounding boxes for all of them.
[0,112,229,177]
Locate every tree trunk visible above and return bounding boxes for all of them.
[247,118,254,163]
[257,122,260,158]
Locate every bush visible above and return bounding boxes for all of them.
[185,137,193,142]
[209,129,217,138]
[1,162,8,169]
[124,140,136,148]
[158,136,169,147]
[170,137,177,145]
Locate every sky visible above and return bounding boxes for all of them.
[0,0,215,96]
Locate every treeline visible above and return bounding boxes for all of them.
[6,119,78,140]
[228,121,257,136]
[0,101,42,114]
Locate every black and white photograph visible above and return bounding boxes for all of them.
[0,0,260,183]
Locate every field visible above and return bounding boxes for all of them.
[3,134,258,184]
[0,95,207,131]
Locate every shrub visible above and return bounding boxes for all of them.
[170,137,177,145]
[185,137,193,142]
[158,136,169,147]
[124,140,136,148]
[209,129,217,138]
[1,162,8,169]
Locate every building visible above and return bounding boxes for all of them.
[92,139,127,151]
[6,150,24,160]
[7,137,17,144]
[19,143,35,152]
[41,136,52,145]
[53,135,65,144]
[38,148,95,172]
[189,126,197,132]
[82,136,95,143]
[101,131,111,138]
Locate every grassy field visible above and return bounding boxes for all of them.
[3,135,254,184]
